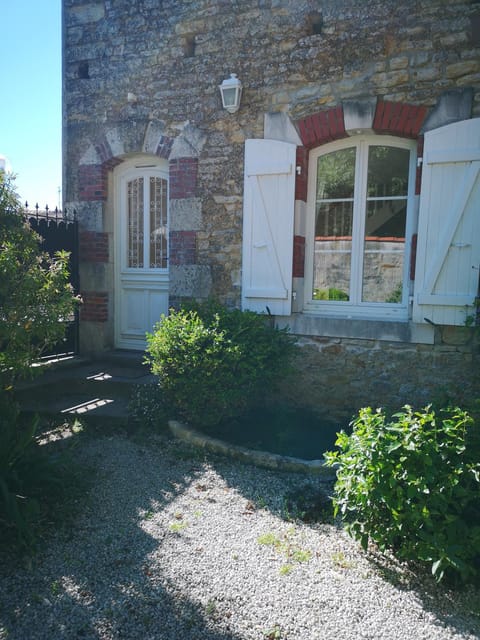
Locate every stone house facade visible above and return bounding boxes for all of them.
[63,0,480,419]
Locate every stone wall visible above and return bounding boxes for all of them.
[278,329,479,423]
[63,0,479,410]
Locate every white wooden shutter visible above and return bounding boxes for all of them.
[241,138,296,315]
[413,118,480,326]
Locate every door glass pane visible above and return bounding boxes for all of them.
[149,177,168,268]
[313,148,355,301]
[362,146,409,303]
[127,177,144,268]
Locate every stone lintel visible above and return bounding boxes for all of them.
[264,112,302,145]
[343,98,377,133]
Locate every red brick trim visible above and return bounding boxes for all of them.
[78,164,107,201]
[295,146,308,202]
[79,231,109,263]
[169,230,196,266]
[169,158,198,199]
[293,235,306,278]
[296,106,347,149]
[80,291,109,322]
[373,101,427,138]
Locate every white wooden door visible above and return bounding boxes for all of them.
[242,138,296,316]
[413,119,480,326]
[115,162,169,349]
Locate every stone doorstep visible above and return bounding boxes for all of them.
[16,351,155,425]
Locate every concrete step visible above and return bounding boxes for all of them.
[16,352,157,426]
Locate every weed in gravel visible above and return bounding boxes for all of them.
[331,551,356,569]
[279,564,293,576]
[257,528,312,571]
[205,599,217,617]
[169,521,188,533]
[264,623,284,639]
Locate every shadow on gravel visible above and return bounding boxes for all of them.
[1,428,479,640]
[0,428,245,640]
[202,444,480,640]
[365,553,480,638]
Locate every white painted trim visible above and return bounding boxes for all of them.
[113,156,170,350]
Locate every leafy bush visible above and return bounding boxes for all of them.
[325,405,480,583]
[0,172,78,389]
[145,301,297,428]
[0,173,81,552]
[0,397,85,552]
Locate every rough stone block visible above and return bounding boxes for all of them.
[170,264,212,298]
[169,197,202,231]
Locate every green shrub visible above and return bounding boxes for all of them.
[0,172,78,389]
[325,405,480,584]
[0,173,81,552]
[0,396,83,552]
[145,302,296,428]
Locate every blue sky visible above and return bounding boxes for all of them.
[0,1,62,210]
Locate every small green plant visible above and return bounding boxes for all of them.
[331,551,356,569]
[205,599,216,617]
[279,564,293,576]
[325,405,480,584]
[264,623,283,640]
[257,528,312,573]
[50,580,61,596]
[257,532,281,547]
[169,521,188,533]
[145,301,297,428]
[291,548,312,563]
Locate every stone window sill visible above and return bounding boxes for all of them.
[276,313,435,344]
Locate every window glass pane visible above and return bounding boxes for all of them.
[317,148,356,199]
[362,199,407,303]
[367,146,409,197]
[149,177,168,268]
[127,177,144,268]
[313,202,352,301]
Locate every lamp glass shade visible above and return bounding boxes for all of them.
[219,74,242,113]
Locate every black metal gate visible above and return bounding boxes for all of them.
[26,205,79,358]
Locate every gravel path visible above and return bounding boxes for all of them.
[1,431,479,640]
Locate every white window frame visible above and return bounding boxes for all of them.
[304,135,417,321]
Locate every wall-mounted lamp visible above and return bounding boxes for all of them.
[219,73,242,113]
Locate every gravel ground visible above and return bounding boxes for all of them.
[1,430,479,640]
